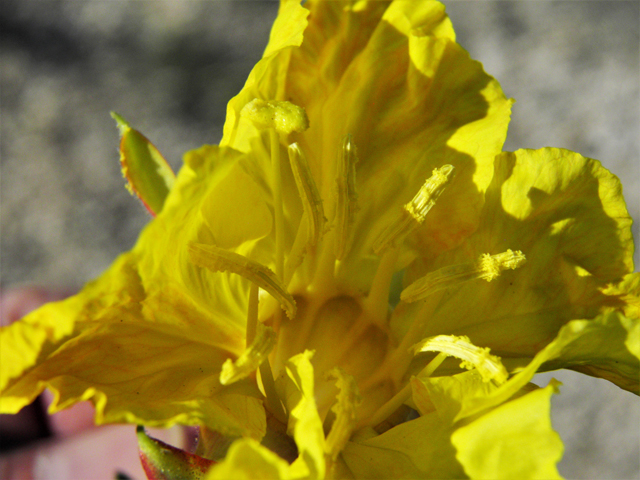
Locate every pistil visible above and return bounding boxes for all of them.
[239,98,310,284]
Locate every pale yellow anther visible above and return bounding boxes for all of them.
[373,165,454,254]
[405,164,455,223]
[325,368,361,460]
[334,134,359,260]
[188,243,296,319]
[413,335,508,384]
[241,98,309,135]
[220,323,277,385]
[401,249,526,302]
[288,143,325,247]
[479,249,526,281]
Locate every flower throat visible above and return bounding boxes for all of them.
[189,99,525,454]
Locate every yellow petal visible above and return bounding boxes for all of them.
[0,251,265,438]
[209,352,329,480]
[412,370,496,421]
[205,438,290,480]
[325,368,361,462]
[342,411,464,478]
[0,299,265,440]
[452,380,563,480]
[540,311,640,394]
[458,311,640,420]
[305,2,511,286]
[496,148,633,278]
[622,314,640,361]
[139,144,256,333]
[348,367,557,479]
[602,272,640,321]
[200,163,272,250]
[221,0,309,152]
[344,373,562,479]
[401,148,634,367]
[221,1,512,293]
[280,351,326,480]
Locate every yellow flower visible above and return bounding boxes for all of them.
[1,1,638,479]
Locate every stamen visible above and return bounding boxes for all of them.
[364,352,446,428]
[188,243,296,319]
[412,335,508,384]
[288,143,325,247]
[373,165,455,254]
[334,134,359,260]
[401,249,526,302]
[419,351,448,378]
[364,248,400,325]
[240,98,310,135]
[245,283,259,347]
[220,323,277,385]
[270,129,285,283]
[283,225,307,286]
[325,368,361,461]
[240,99,310,283]
[259,357,288,424]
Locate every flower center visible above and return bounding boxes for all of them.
[190,99,529,460]
[273,292,394,422]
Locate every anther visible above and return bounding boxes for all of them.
[288,143,325,247]
[334,134,359,260]
[188,243,296,318]
[220,324,277,385]
[479,249,526,281]
[373,165,454,254]
[401,249,526,302]
[412,335,508,384]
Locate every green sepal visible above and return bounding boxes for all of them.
[137,426,215,480]
[111,112,175,216]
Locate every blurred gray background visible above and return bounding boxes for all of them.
[1,1,638,478]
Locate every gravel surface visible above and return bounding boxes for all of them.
[1,1,638,478]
